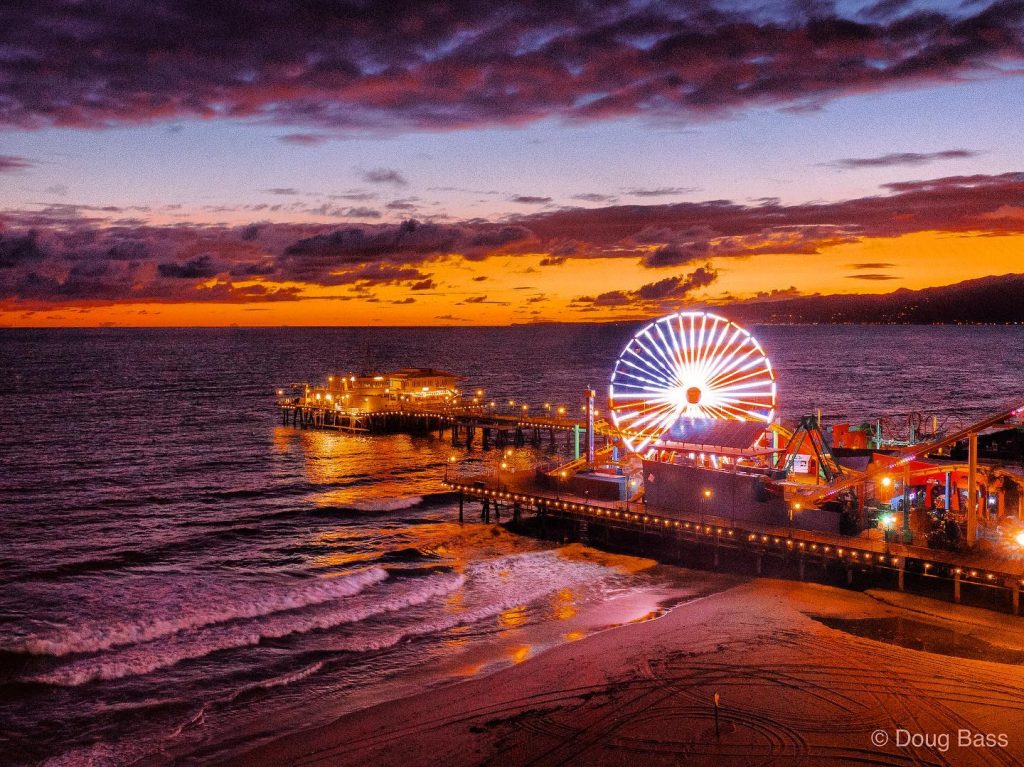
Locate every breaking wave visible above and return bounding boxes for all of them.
[10,568,390,657]
[28,572,465,686]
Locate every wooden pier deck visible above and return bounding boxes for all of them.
[279,402,613,450]
[447,471,1024,616]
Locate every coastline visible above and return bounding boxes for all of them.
[223,578,1024,766]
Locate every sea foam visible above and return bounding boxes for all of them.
[11,567,390,657]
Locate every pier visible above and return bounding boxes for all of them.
[278,322,1024,618]
[278,367,612,452]
[279,402,612,451]
[446,472,1024,616]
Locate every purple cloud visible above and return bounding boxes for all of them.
[1,3,1021,132]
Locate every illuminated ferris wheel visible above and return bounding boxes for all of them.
[609,311,777,453]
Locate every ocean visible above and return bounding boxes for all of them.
[1,324,1022,766]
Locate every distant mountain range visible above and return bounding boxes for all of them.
[722,274,1024,324]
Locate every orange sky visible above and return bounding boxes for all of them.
[4,231,1020,327]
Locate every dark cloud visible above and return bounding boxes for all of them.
[634,266,718,299]
[0,154,33,172]
[3,3,1021,132]
[276,219,534,285]
[849,262,896,269]
[329,192,377,201]
[625,187,697,197]
[846,273,900,280]
[539,256,567,266]
[753,286,801,300]
[510,195,552,205]
[362,168,407,186]
[262,187,300,196]
[278,133,330,145]
[572,193,617,203]
[386,200,418,210]
[341,207,382,219]
[573,264,718,310]
[157,254,221,279]
[0,233,46,269]
[828,149,981,169]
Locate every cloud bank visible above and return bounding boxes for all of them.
[2,171,1023,308]
[2,2,1022,132]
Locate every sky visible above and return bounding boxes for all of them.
[1,0,1023,326]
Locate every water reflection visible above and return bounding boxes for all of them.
[499,605,528,629]
[551,587,578,621]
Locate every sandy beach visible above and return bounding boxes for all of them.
[225,578,1024,767]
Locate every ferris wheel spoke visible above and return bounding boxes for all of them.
[695,313,713,373]
[705,346,763,390]
[642,327,685,386]
[613,366,677,393]
[626,337,679,384]
[713,372,777,392]
[698,319,731,380]
[702,327,746,381]
[615,358,675,388]
[651,322,685,384]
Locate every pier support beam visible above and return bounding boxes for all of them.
[1013,580,1020,616]
[458,491,464,525]
[967,433,979,546]
[898,560,905,592]
[954,569,962,603]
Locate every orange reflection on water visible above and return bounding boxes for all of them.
[551,587,577,621]
[443,623,471,649]
[564,630,585,642]
[509,644,531,664]
[444,588,466,614]
[499,605,527,629]
[451,661,485,677]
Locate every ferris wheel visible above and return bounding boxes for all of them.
[609,311,777,453]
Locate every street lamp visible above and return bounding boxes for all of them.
[445,455,456,482]
[789,501,801,534]
[701,488,712,524]
[558,469,567,499]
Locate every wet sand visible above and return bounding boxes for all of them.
[225,579,1024,767]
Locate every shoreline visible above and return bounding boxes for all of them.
[223,577,1024,766]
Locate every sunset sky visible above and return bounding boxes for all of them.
[1,0,1023,326]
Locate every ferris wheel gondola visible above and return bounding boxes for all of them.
[609,311,777,453]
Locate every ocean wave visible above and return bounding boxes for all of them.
[27,572,465,686]
[225,660,327,703]
[318,552,612,654]
[348,496,423,512]
[9,568,390,657]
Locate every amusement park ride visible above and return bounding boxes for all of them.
[606,310,1024,553]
